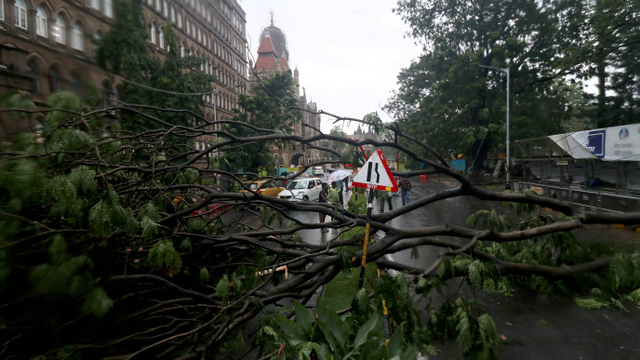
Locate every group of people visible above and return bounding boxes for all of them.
[317,176,413,233]
[378,176,412,212]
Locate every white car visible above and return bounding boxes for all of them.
[277,178,323,202]
[313,166,324,177]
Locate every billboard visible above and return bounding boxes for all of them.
[549,124,640,161]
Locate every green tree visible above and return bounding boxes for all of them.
[96,0,212,136]
[388,0,590,171]
[96,0,150,110]
[224,71,301,173]
[329,125,348,152]
[583,0,640,128]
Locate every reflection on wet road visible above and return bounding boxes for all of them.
[230,177,640,359]
[292,178,640,360]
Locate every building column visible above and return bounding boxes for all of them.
[6,0,16,28]
[27,8,36,37]
[84,31,91,58]
[48,17,57,45]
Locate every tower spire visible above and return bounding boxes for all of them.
[270,10,274,26]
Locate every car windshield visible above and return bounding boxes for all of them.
[286,181,308,190]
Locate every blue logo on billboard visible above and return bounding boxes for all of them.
[619,127,629,140]
[586,130,606,158]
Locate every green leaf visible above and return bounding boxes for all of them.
[315,297,350,354]
[200,267,210,283]
[386,322,405,358]
[147,240,182,273]
[624,288,640,305]
[216,275,230,305]
[294,300,312,336]
[273,314,307,346]
[575,297,608,310]
[141,216,159,240]
[468,260,484,288]
[80,287,113,317]
[352,314,379,351]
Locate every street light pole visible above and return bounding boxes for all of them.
[506,67,510,189]
[477,65,510,188]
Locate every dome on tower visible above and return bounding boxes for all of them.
[260,16,289,61]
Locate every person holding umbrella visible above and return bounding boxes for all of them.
[328,170,349,206]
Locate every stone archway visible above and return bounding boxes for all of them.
[290,153,305,166]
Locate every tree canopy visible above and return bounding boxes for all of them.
[387,0,640,170]
[96,0,213,135]
[223,71,301,173]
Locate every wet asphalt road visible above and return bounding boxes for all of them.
[292,178,640,360]
[228,176,640,359]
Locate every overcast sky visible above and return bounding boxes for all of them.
[241,0,423,134]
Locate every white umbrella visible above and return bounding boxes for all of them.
[328,170,350,184]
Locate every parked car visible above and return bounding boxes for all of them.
[190,203,232,219]
[313,166,325,176]
[237,179,284,197]
[173,195,231,219]
[277,178,323,202]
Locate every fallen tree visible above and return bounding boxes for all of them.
[1,90,640,360]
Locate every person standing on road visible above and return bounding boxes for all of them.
[318,183,329,233]
[377,190,393,213]
[398,176,412,206]
[330,181,342,208]
[335,179,344,206]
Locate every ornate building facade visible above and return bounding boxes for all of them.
[0,0,248,146]
[249,17,321,167]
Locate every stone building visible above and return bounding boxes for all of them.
[350,124,380,153]
[249,17,322,167]
[0,0,248,149]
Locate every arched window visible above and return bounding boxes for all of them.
[72,23,84,51]
[105,0,112,17]
[27,59,40,93]
[162,0,167,17]
[14,0,27,29]
[36,6,47,37]
[180,43,184,57]
[91,0,100,10]
[0,0,4,21]
[68,72,82,94]
[150,23,156,44]
[186,19,190,35]
[170,6,175,23]
[48,67,61,93]
[154,0,160,12]
[177,12,182,28]
[55,15,66,44]
[159,28,164,48]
